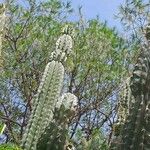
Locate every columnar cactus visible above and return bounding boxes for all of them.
[117,78,134,124]
[21,25,75,150]
[145,23,150,44]
[112,78,135,138]
[111,24,150,150]
[0,4,7,67]
[119,24,150,149]
[36,93,77,150]
[21,61,64,150]
[110,78,133,149]
[50,25,73,63]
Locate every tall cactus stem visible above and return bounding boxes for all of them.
[21,61,64,150]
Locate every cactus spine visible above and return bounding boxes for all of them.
[21,25,75,150]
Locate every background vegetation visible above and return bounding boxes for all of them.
[0,0,149,149]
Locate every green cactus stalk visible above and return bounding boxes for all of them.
[36,93,77,150]
[0,3,7,67]
[50,25,74,63]
[21,61,64,150]
[110,78,134,149]
[120,26,150,149]
[21,25,75,150]
[111,24,150,150]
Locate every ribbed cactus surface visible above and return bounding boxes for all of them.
[36,93,77,150]
[21,25,75,150]
[0,4,7,67]
[120,42,150,150]
[117,78,134,124]
[50,25,74,63]
[111,24,150,150]
[21,61,64,150]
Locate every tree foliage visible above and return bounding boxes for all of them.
[0,0,144,149]
[118,0,150,43]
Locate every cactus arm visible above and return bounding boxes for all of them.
[37,93,77,150]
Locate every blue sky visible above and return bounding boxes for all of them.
[0,0,125,32]
[70,0,126,32]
